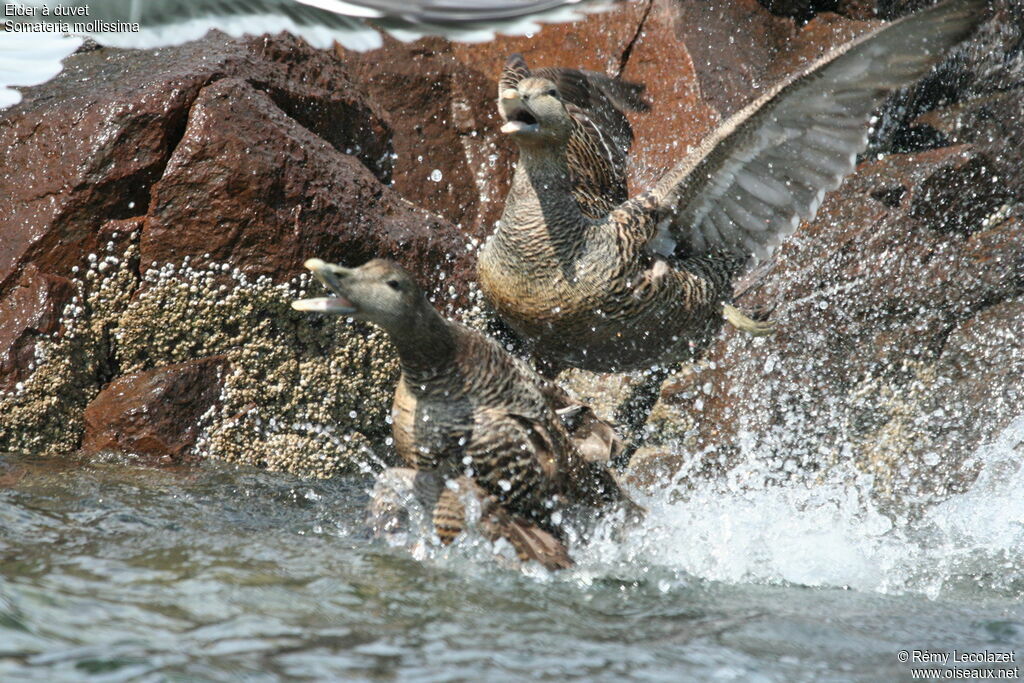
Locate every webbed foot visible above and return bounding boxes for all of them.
[723,303,774,337]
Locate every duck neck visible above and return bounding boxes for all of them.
[496,143,588,257]
[386,304,458,391]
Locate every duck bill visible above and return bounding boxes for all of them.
[291,258,358,315]
[499,98,539,135]
[501,120,540,135]
[291,297,356,314]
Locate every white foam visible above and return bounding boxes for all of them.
[0,32,82,108]
[576,414,1024,599]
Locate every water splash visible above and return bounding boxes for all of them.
[575,413,1024,599]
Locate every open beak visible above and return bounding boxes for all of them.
[291,258,358,314]
[499,91,539,135]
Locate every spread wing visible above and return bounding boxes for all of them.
[648,0,985,262]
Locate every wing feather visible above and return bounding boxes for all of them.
[648,0,984,262]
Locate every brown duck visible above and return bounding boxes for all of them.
[478,0,984,374]
[292,258,638,570]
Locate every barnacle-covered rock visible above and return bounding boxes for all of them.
[0,33,459,474]
[113,259,399,476]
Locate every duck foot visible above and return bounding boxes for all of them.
[723,303,774,337]
[610,364,673,471]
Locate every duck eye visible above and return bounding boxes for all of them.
[546,89,558,98]
[386,279,402,291]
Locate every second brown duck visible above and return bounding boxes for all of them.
[292,258,639,569]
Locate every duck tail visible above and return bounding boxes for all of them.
[482,509,574,571]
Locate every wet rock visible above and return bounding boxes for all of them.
[0,31,390,295]
[915,88,1024,188]
[867,0,1023,155]
[615,0,720,187]
[909,154,1012,235]
[634,142,1024,507]
[759,0,880,22]
[139,76,471,291]
[0,221,143,456]
[338,37,514,237]
[0,32,435,472]
[0,265,74,392]
[81,356,228,463]
[670,0,796,116]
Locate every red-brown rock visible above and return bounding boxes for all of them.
[0,265,74,391]
[338,37,514,237]
[616,0,719,188]
[139,76,471,296]
[0,31,390,295]
[81,356,229,462]
[0,31,466,460]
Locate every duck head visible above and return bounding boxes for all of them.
[498,56,572,145]
[292,258,427,333]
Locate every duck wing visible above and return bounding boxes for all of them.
[646,0,985,263]
[370,469,572,569]
[541,380,625,466]
[467,407,564,510]
[480,502,574,570]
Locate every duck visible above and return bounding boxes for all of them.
[292,258,639,570]
[477,0,985,461]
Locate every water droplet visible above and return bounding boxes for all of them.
[429,169,443,182]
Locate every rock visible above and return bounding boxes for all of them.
[670,0,797,116]
[0,32,390,295]
[759,0,880,22]
[81,356,228,463]
[0,265,74,392]
[139,76,471,291]
[0,32,448,473]
[915,88,1024,184]
[615,0,720,188]
[337,37,514,238]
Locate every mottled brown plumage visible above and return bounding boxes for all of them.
[293,258,638,568]
[479,0,985,375]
